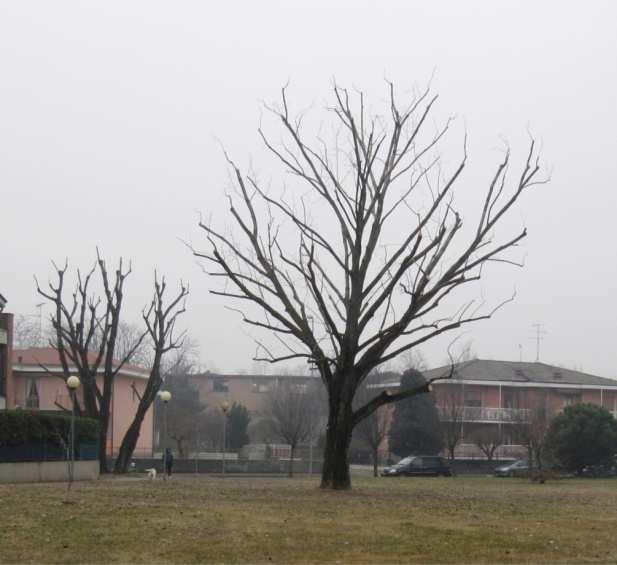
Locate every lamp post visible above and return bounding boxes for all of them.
[221,400,230,476]
[159,390,172,452]
[66,375,80,490]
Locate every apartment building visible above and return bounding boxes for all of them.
[8,347,154,456]
[188,371,320,415]
[379,359,617,460]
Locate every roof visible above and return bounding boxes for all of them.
[191,372,320,381]
[422,359,617,388]
[12,347,149,378]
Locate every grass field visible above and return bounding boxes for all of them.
[1,473,617,563]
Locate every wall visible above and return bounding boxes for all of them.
[11,371,153,457]
[0,460,99,483]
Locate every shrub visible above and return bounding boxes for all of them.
[545,403,617,474]
[0,410,99,447]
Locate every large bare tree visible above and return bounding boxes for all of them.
[196,83,545,489]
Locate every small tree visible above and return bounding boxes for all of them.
[470,427,502,461]
[512,397,553,470]
[440,384,465,461]
[226,403,251,450]
[545,404,617,475]
[354,374,391,477]
[388,369,442,460]
[164,374,205,458]
[264,382,322,476]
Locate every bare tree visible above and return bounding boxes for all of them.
[36,252,146,472]
[471,427,503,461]
[512,395,553,470]
[114,276,188,472]
[264,381,323,477]
[353,372,392,477]
[195,83,545,489]
[439,383,465,461]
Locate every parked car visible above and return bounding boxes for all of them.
[381,455,452,477]
[581,463,617,478]
[494,459,529,477]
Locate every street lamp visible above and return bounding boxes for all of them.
[66,375,80,490]
[221,400,230,476]
[159,390,172,452]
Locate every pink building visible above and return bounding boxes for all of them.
[7,347,153,457]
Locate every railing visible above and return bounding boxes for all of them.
[439,406,530,423]
[449,443,527,460]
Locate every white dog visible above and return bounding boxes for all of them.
[145,468,157,481]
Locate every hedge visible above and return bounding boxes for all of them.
[0,410,99,447]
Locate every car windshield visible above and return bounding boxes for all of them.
[394,456,416,468]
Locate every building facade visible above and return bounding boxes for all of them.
[378,359,617,460]
[8,347,154,457]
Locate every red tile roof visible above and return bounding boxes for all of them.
[12,347,149,376]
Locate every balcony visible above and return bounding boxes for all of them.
[439,406,530,423]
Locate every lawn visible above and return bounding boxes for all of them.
[1,473,616,563]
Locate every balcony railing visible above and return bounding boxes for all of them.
[439,406,530,423]
[450,443,527,460]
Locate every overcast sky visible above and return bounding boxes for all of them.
[1,1,616,377]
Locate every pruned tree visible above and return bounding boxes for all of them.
[470,427,503,461]
[36,252,147,472]
[195,82,545,489]
[114,276,188,472]
[439,384,465,461]
[264,381,323,476]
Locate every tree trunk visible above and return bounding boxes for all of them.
[320,401,354,490]
[114,404,147,473]
[98,410,111,473]
[288,444,295,478]
[372,445,379,477]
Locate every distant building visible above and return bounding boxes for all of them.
[188,371,319,415]
[375,359,617,460]
[8,347,154,457]
[0,293,13,409]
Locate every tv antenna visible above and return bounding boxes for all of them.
[530,323,547,362]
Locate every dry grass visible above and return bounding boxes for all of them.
[1,474,617,563]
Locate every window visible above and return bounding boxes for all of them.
[25,378,40,409]
[211,378,229,393]
[252,381,272,394]
[503,390,518,409]
[290,383,308,394]
[464,389,482,407]
[562,393,581,407]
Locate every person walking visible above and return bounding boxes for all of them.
[163,447,174,479]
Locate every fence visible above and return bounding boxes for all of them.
[0,442,98,463]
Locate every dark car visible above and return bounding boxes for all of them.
[381,455,452,477]
[494,459,529,477]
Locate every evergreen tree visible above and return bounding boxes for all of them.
[388,369,443,457]
[227,402,251,450]
[545,403,617,474]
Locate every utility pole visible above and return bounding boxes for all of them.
[531,323,547,362]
